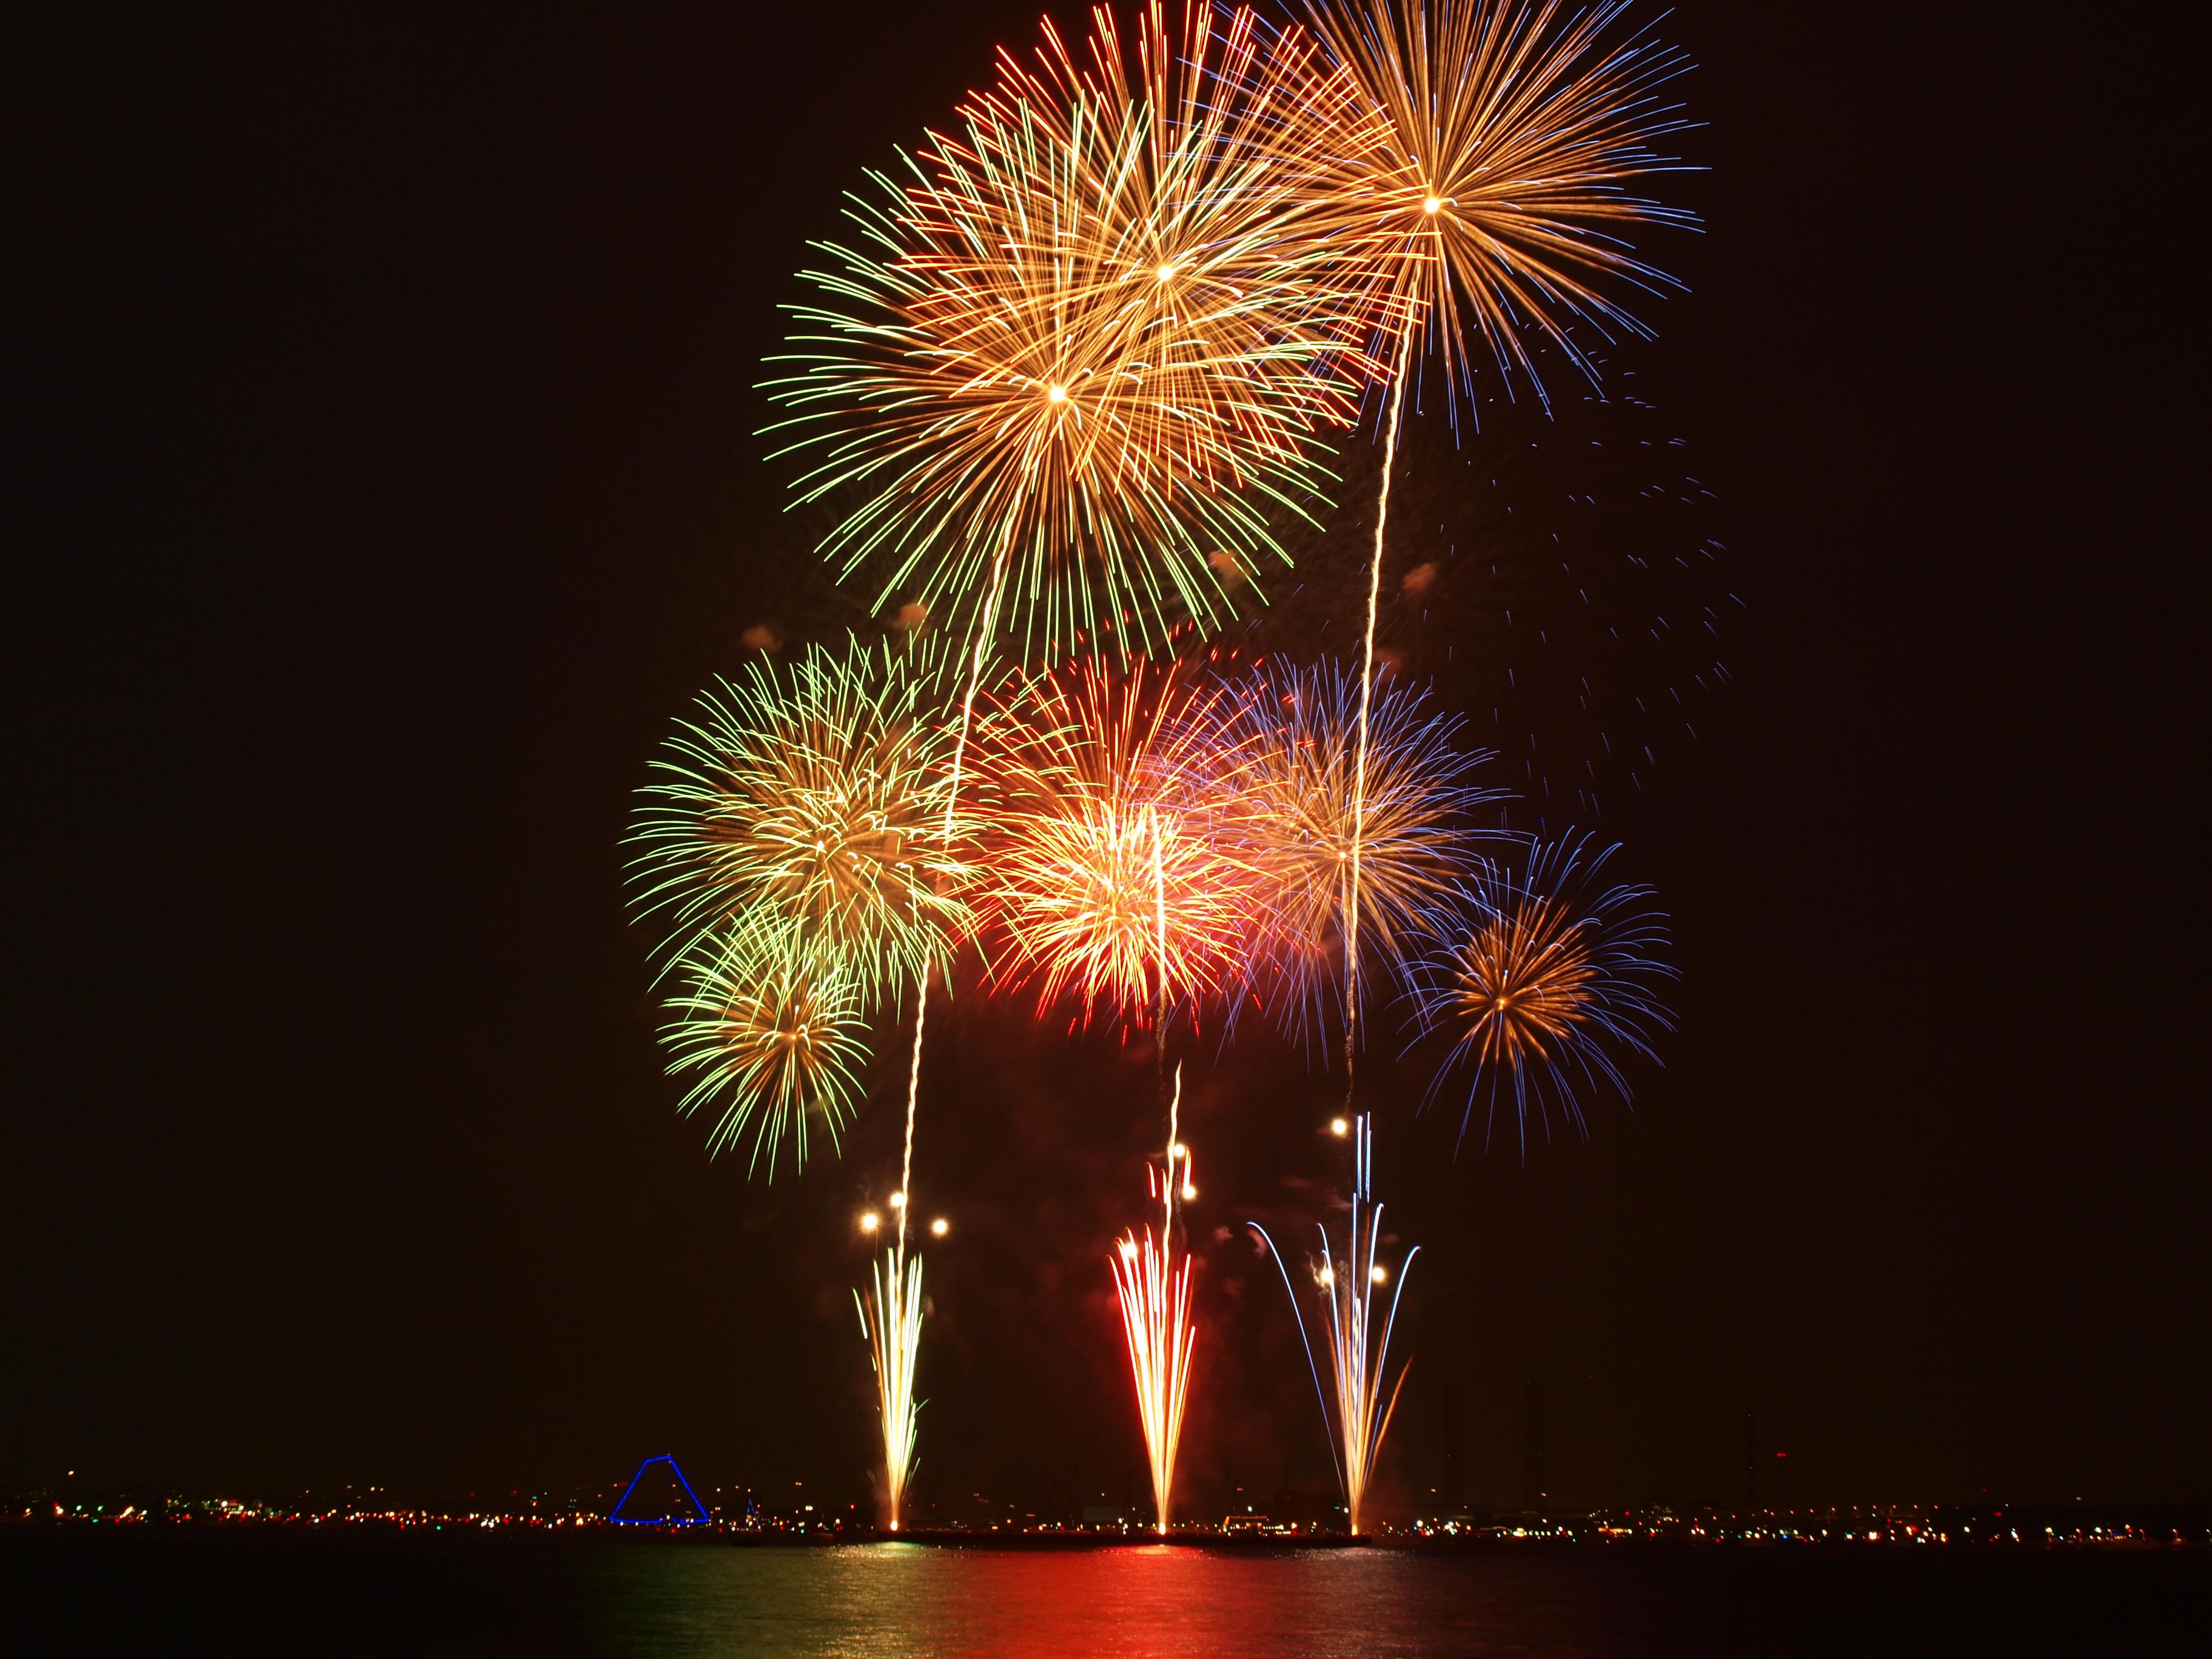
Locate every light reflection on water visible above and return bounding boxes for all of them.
[10,1530,2204,1657]
[588,1542,1613,1658]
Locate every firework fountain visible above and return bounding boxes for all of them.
[855,977,931,1530]
[1110,1065,1199,1536]
[1253,1114,1420,1537]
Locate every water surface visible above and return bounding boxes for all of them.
[8,1532,2205,1656]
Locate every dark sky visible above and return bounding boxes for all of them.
[16,2,2203,1518]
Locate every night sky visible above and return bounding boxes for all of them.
[16,2,2202,1519]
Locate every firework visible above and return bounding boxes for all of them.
[762,2,1389,665]
[1110,1068,1199,1535]
[628,637,973,1008]
[1409,832,1676,1153]
[1299,0,1696,409]
[1252,1114,1418,1536]
[1262,0,1693,1105]
[1199,659,1503,1056]
[975,659,1259,1029]
[855,1242,924,1529]
[658,937,869,1178]
[858,914,939,1533]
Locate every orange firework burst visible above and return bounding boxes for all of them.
[1450,899,1597,1062]
[764,3,1393,661]
[1298,0,1697,405]
[974,659,1257,1029]
[1412,834,1675,1151]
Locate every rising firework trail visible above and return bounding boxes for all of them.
[1106,805,1201,1534]
[855,959,937,1532]
[1409,832,1675,1153]
[1252,1113,1418,1536]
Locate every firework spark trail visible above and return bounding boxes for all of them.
[1252,1113,1418,1536]
[1104,790,1201,1536]
[1344,325,1415,1105]
[852,966,934,1534]
[854,555,1002,1531]
[1409,832,1676,1154]
[1110,1066,1198,1536]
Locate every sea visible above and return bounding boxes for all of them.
[5,1532,2205,1657]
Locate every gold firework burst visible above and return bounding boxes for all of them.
[1299,0,1696,402]
[765,3,1393,660]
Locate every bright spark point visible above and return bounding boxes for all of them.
[887,1191,906,1210]
[1045,383,1067,403]
[1370,1266,1388,1284]
[859,1212,880,1233]
[1422,196,1443,213]
[1172,1143,1189,1161]
[930,1216,949,1238]
[1181,1184,1198,1202]
[1156,263,1177,281]
[1330,1117,1350,1136]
